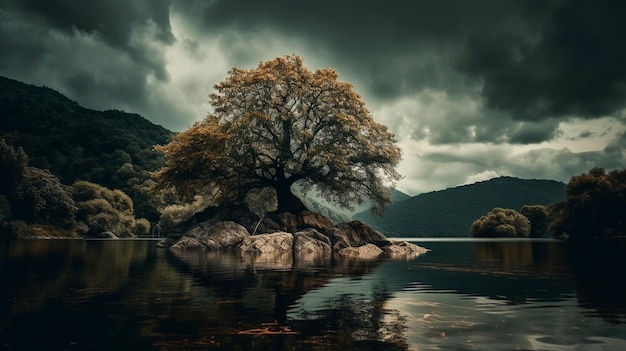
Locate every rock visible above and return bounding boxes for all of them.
[329,220,391,250]
[257,211,336,234]
[117,232,136,239]
[253,216,282,234]
[156,233,182,248]
[293,228,332,258]
[338,243,383,259]
[383,241,428,259]
[237,232,294,255]
[169,204,261,235]
[156,206,429,263]
[95,231,118,239]
[236,232,295,268]
[170,221,249,251]
[170,236,207,250]
[299,211,336,232]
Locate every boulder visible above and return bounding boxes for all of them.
[383,241,429,259]
[338,243,383,259]
[95,231,119,239]
[157,206,429,263]
[293,228,332,256]
[329,220,391,250]
[299,211,336,232]
[169,236,207,250]
[156,233,182,248]
[256,211,336,234]
[237,232,294,255]
[170,221,249,251]
[169,204,261,235]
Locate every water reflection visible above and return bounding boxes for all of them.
[1,239,626,350]
[566,240,626,324]
[167,248,408,349]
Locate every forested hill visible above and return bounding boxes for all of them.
[0,76,172,219]
[354,177,567,237]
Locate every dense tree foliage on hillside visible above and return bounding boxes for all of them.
[0,76,172,220]
[156,55,401,216]
[550,168,626,239]
[469,208,530,238]
[1,140,77,237]
[1,140,149,238]
[354,177,566,237]
[520,205,551,238]
[72,181,150,238]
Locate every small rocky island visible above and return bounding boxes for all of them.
[157,205,426,260]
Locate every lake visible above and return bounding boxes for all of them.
[1,238,625,350]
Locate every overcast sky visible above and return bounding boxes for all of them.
[1,0,625,195]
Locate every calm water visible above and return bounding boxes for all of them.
[1,238,625,350]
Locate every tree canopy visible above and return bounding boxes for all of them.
[469,207,531,238]
[156,55,401,215]
[1,139,77,237]
[550,167,626,239]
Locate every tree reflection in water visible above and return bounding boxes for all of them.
[566,240,626,324]
[3,239,625,350]
[166,249,412,350]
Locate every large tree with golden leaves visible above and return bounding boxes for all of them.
[155,55,401,215]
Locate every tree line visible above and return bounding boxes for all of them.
[1,57,623,241]
[470,168,626,239]
[0,140,149,239]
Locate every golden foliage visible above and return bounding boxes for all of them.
[155,55,401,215]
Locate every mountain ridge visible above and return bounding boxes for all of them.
[354,176,567,237]
[0,75,172,219]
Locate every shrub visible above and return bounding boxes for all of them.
[521,205,551,238]
[72,180,149,237]
[158,195,209,231]
[470,207,530,238]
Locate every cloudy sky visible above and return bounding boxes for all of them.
[1,0,625,195]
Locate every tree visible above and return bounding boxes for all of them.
[156,55,401,215]
[469,207,530,238]
[1,139,76,230]
[72,181,150,237]
[521,205,550,238]
[550,167,626,239]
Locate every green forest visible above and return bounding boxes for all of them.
[0,76,172,221]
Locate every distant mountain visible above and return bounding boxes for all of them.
[390,189,411,203]
[300,188,411,223]
[354,177,567,237]
[0,76,172,219]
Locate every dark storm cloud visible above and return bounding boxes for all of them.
[3,0,174,81]
[178,0,626,124]
[7,0,174,46]
[509,120,562,144]
[173,0,547,100]
[0,0,186,128]
[1,0,624,148]
[459,0,626,120]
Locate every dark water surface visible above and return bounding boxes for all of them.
[1,239,625,350]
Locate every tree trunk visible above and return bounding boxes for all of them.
[274,181,308,214]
